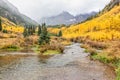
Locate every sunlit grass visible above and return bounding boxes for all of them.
[43,50,60,55]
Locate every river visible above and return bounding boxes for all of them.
[0,43,115,80]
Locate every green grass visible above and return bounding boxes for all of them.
[84,49,89,53]
[91,54,111,63]
[111,59,120,80]
[31,45,40,53]
[116,68,120,80]
[0,45,20,51]
[43,50,60,55]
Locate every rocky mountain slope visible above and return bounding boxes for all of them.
[102,0,120,12]
[39,11,97,25]
[0,0,37,25]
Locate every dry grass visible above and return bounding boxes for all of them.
[0,32,25,50]
[39,41,64,53]
[81,38,120,60]
[85,40,108,49]
[23,35,39,47]
[0,32,17,38]
[102,41,120,59]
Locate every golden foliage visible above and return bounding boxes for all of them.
[1,17,24,33]
[49,5,120,41]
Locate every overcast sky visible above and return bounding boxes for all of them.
[8,0,110,21]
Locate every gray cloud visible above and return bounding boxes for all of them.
[8,0,110,21]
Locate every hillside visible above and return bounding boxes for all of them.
[0,0,37,25]
[49,1,120,41]
[1,17,24,33]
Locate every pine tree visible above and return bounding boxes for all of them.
[32,26,36,34]
[58,30,62,37]
[31,26,34,35]
[0,18,2,31]
[38,23,50,45]
[23,27,28,37]
[38,25,41,36]
[30,26,33,35]
[28,26,31,35]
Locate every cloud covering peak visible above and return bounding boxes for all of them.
[8,0,110,20]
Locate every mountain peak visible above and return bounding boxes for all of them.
[58,11,73,17]
[61,11,70,14]
[39,12,97,25]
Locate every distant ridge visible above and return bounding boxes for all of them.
[39,11,97,25]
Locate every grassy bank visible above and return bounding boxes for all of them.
[91,53,120,80]
[80,39,120,80]
[0,45,20,51]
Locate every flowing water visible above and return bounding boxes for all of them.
[0,43,115,80]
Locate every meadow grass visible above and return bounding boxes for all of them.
[43,50,60,55]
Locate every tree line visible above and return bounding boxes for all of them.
[0,18,2,31]
[0,17,62,45]
[23,23,51,45]
[23,25,36,37]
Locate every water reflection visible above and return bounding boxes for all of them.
[37,55,52,64]
[0,54,52,69]
[0,55,21,68]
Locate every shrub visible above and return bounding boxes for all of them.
[3,29,8,33]
[58,30,62,37]
[39,41,64,54]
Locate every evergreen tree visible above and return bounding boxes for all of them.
[30,26,33,35]
[28,26,31,35]
[30,26,35,35]
[32,26,36,34]
[38,25,41,36]
[26,25,36,36]
[30,26,34,35]
[42,23,46,28]
[23,27,28,37]
[0,18,2,31]
[41,23,46,30]
[38,23,50,45]
[58,30,62,37]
